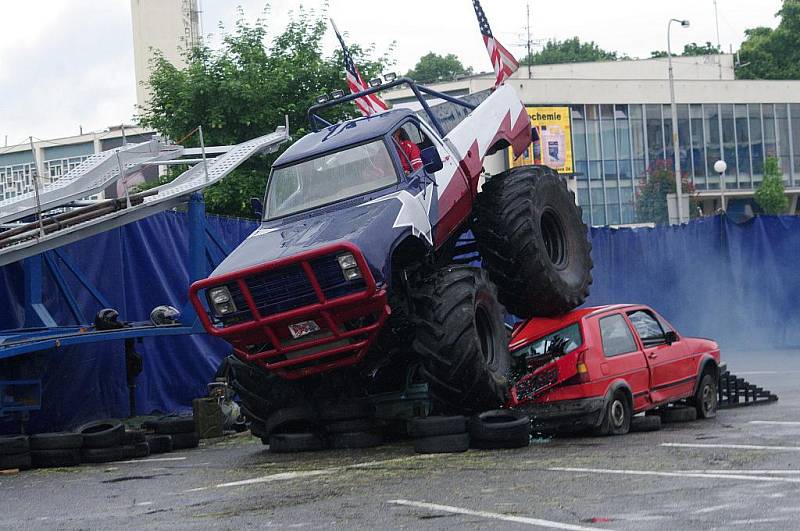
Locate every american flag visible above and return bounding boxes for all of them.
[331,19,388,117]
[472,0,519,87]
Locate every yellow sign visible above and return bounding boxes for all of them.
[510,106,573,174]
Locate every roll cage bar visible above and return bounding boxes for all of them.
[307,76,478,138]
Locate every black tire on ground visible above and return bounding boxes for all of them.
[471,434,530,449]
[411,266,511,413]
[693,374,718,419]
[414,433,470,454]
[595,390,631,436]
[660,405,698,424]
[145,434,173,454]
[264,406,318,436]
[149,416,196,435]
[123,429,147,445]
[325,418,383,434]
[330,431,383,449]
[80,446,125,464]
[121,442,151,459]
[226,355,310,430]
[468,410,530,445]
[76,419,125,449]
[0,435,29,455]
[473,165,593,318]
[269,433,326,453]
[29,432,84,451]
[630,415,662,433]
[0,452,31,470]
[169,432,200,450]
[30,449,81,468]
[408,416,468,438]
[319,401,373,422]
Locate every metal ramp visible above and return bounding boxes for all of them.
[0,127,288,267]
[718,368,779,409]
[0,139,182,224]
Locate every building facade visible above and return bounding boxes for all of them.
[384,56,800,225]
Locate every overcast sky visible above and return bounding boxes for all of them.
[0,0,784,145]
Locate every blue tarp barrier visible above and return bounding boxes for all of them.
[1,212,798,431]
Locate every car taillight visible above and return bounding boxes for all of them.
[576,350,589,383]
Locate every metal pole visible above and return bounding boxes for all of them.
[720,169,726,211]
[198,125,209,183]
[714,0,723,80]
[527,1,532,79]
[668,19,685,224]
[28,137,46,238]
[116,151,131,209]
[121,124,127,146]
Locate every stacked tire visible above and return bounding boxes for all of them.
[78,419,130,463]
[29,433,83,467]
[322,402,382,451]
[0,435,31,471]
[409,416,469,454]
[145,416,199,451]
[468,410,530,450]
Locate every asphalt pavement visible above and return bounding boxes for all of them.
[1,349,799,530]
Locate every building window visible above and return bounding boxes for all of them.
[791,104,800,183]
[720,104,738,189]
[735,104,752,188]
[704,104,721,189]
[749,104,764,179]
[645,104,664,166]
[690,104,706,187]
[776,103,792,183]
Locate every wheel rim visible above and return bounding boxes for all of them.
[702,384,716,413]
[610,400,625,428]
[541,208,567,269]
[475,306,495,366]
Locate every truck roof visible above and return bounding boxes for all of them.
[274,108,415,167]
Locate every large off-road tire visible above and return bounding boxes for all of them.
[473,165,593,318]
[225,355,310,437]
[411,266,511,414]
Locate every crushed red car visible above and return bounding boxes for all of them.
[507,304,721,435]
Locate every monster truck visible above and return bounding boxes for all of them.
[189,77,592,432]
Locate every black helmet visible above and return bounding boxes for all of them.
[94,308,123,330]
[150,305,180,326]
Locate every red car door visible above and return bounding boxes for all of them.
[627,309,694,404]
[594,312,651,411]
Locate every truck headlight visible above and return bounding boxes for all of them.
[337,253,362,281]
[208,286,237,316]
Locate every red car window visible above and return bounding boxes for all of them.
[627,310,667,346]
[599,314,639,357]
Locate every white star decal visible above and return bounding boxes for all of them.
[364,185,435,246]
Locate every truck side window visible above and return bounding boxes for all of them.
[599,314,638,357]
[627,310,666,346]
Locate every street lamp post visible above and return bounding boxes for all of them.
[668,18,690,223]
[714,159,728,211]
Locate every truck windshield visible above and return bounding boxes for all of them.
[265,140,398,220]
[512,323,583,360]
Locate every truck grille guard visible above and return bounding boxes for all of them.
[189,243,389,379]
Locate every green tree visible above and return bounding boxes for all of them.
[635,161,697,224]
[406,52,472,83]
[650,41,721,59]
[522,37,618,65]
[755,157,789,214]
[138,5,392,218]
[737,0,800,80]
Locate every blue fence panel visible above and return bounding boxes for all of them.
[2,212,798,432]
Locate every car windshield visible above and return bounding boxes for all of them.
[265,140,398,220]
[512,323,583,359]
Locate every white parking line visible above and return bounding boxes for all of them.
[693,504,734,514]
[214,455,435,489]
[387,499,612,531]
[118,457,188,464]
[661,443,800,452]
[217,469,334,488]
[548,467,800,483]
[748,421,800,426]
[682,470,800,475]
